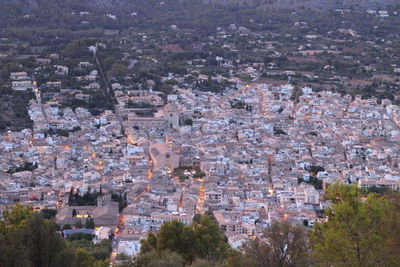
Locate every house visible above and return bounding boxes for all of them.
[149,143,180,170]
[78,61,92,68]
[35,58,51,65]
[10,72,30,81]
[117,238,142,256]
[56,197,119,228]
[94,227,111,243]
[12,80,34,91]
[54,65,69,76]
[155,104,180,129]
[45,81,62,89]
[128,115,166,130]
[85,82,100,90]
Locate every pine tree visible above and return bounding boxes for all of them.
[311,184,400,266]
[85,218,95,229]
[75,220,83,229]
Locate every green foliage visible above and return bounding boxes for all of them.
[308,165,325,174]
[192,213,201,223]
[192,215,228,263]
[183,118,193,126]
[107,63,128,79]
[0,90,34,132]
[126,101,154,109]
[43,126,82,138]
[0,204,33,231]
[323,182,361,203]
[24,213,67,267]
[223,248,250,267]
[67,233,94,242]
[136,249,185,267]
[239,221,310,267]
[40,208,58,219]
[299,165,325,190]
[174,166,192,181]
[193,167,206,179]
[6,162,38,174]
[75,248,109,267]
[139,215,227,265]
[239,237,271,267]
[190,258,212,267]
[68,190,101,206]
[62,38,99,58]
[111,193,128,212]
[267,222,311,266]
[75,220,83,229]
[85,218,95,229]
[273,126,287,136]
[298,176,323,190]
[156,220,195,262]
[60,90,113,116]
[311,185,400,266]
[230,100,246,109]
[0,205,110,266]
[68,239,112,261]
[195,79,231,93]
[364,185,389,195]
[174,166,205,181]
[140,232,157,254]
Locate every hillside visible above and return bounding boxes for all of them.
[1,0,397,30]
[3,0,399,11]
[206,0,399,9]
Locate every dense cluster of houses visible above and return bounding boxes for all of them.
[1,78,400,255]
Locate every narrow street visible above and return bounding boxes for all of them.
[92,46,125,134]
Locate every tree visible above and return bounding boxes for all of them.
[184,118,193,126]
[192,215,227,264]
[85,218,95,229]
[323,182,361,203]
[267,222,310,267]
[111,193,128,212]
[0,204,109,266]
[40,209,58,219]
[107,63,128,79]
[0,205,32,266]
[136,249,185,267]
[240,236,273,267]
[62,38,98,58]
[75,220,83,229]
[156,220,195,262]
[69,187,75,204]
[67,233,94,242]
[140,232,157,254]
[139,215,227,265]
[68,239,111,261]
[192,214,201,223]
[75,248,99,267]
[223,248,250,267]
[238,221,310,267]
[24,213,66,267]
[311,184,399,266]
[0,204,33,231]
[190,258,212,267]
[91,240,112,261]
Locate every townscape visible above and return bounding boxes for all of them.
[1,0,400,266]
[2,64,400,257]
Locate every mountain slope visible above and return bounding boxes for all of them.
[3,0,399,12]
